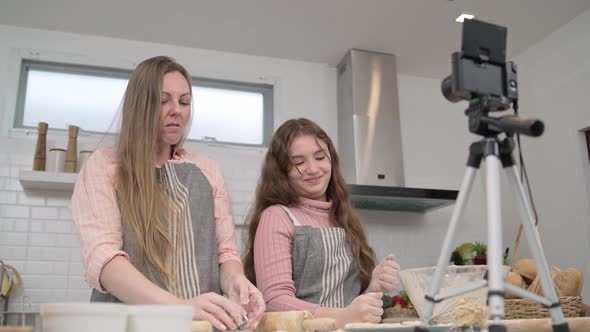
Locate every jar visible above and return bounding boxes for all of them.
[77,150,93,172]
[46,148,66,172]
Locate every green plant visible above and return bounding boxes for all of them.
[473,242,487,256]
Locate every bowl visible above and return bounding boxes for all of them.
[41,303,127,332]
[399,265,510,324]
[126,305,193,332]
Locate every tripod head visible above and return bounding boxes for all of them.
[439,19,545,139]
[466,96,544,138]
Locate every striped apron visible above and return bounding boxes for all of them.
[91,161,220,302]
[277,205,361,308]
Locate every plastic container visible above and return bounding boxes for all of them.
[126,305,193,332]
[41,303,127,332]
[399,265,510,323]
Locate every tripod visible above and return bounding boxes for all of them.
[415,101,570,332]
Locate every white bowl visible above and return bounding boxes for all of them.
[126,305,193,332]
[41,303,128,332]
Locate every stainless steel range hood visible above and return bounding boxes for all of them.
[337,49,457,212]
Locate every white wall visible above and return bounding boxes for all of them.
[513,8,590,299]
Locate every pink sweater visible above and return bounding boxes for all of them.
[253,197,336,312]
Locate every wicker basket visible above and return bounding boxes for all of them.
[505,296,582,319]
[504,225,584,319]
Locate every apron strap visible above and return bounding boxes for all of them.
[277,205,302,226]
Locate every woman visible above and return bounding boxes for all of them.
[243,118,400,327]
[71,56,264,331]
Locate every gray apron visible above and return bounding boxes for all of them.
[278,205,361,308]
[91,161,221,302]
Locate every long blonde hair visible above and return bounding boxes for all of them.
[243,118,376,291]
[116,56,192,292]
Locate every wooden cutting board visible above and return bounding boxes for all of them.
[502,317,590,332]
[191,311,336,332]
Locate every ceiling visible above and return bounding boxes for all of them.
[1,0,589,78]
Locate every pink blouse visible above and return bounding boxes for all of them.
[70,147,241,292]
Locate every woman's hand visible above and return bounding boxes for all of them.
[183,292,248,331]
[336,292,384,327]
[367,254,400,293]
[222,273,266,329]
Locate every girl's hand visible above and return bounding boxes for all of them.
[367,254,400,293]
[336,292,384,326]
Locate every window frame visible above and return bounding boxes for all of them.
[15,59,274,147]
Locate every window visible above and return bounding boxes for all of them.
[15,60,273,146]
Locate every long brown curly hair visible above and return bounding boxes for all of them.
[243,118,376,292]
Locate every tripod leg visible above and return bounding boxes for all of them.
[484,154,506,325]
[505,166,569,330]
[418,166,479,330]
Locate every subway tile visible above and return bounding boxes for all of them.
[24,261,54,274]
[0,218,15,231]
[0,246,28,260]
[9,167,21,177]
[17,192,46,205]
[0,205,30,218]
[24,261,68,275]
[6,178,24,191]
[67,276,88,289]
[0,191,17,204]
[31,207,58,219]
[28,233,57,246]
[46,196,71,207]
[59,207,72,220]
[29,220,44,232]
[14,219,29,232]
[45,220,74,234]
[21,275,68,289]
[0,232,28,245]
[68,248,83,262]
[22,289,68,303]
[68,262,85,276]
[56,234,80,248]
[27,247,69,261]
[66,289,92,302]
[0,165,9,177]
[52,262,69,275]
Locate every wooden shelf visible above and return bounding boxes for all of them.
[18,170,78,191]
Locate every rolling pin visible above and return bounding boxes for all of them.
[255,311,336,332]
[192,320,213,332]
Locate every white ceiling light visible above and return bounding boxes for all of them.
[455,13,476,23]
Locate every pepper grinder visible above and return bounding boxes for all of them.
[64,125,79,173]
[32,122,48,171]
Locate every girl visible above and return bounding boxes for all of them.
[243,118,400,327]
